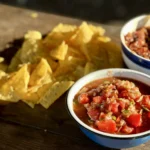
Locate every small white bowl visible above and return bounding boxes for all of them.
[120,15,150,74]
[67,69,150,149]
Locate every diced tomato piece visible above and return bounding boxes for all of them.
[96,120,116,133]
[142,95,150,109]
[120,89,141,100]
[99,112,106,120]
[119,90,129,98]
[147,112,150,118]
[121,125,134,134]
[108,103,119,114]
[127,114,142,127]
[78,93,89,104]
[92,96,102,104]
[119,101,126,110]
[87,108,100,121]
[116,116,121,123]
[135,103,142,110]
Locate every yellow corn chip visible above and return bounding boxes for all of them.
[89,24,105,36]
[24,31,42,40]
[0,63,8,72]
[50,41,68,60]
[73,66,84,79]
[84,62,97,75]
[51,23,77,33]
[0,57,4,63]
[8,49,22,72]
[80,44,91,61]
[97,36,111,42]
[40,81,74,109]
[0,64,29,102]
[21,82,53,107]
[70,22,93,45]
[29,58,52,87]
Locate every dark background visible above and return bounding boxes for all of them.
[0,0,150,24]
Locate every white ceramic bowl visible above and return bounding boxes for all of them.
[120,15,150,74]
[67,68,150,149]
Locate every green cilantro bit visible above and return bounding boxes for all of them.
[130,100,135,105]
[122,109,130,116]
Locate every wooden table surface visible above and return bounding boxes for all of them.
[0,4,149,150]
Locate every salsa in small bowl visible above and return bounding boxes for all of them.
[67,69,150,149]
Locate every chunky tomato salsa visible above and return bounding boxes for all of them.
[73,77,150,134]
[125,27,150,59]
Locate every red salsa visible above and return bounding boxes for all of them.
[125,27,150,59]
[73,77,150,134]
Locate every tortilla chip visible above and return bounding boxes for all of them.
[0,74,15,101]
[106,43,123,68]
[0,64,29,102]
[50,41,68,60]
[0,57,4,63]
[67,46,85,58]
[24,31,42,40]
[8,49,22,72]
[51,23,77,33]
[97,36,111,42]
[89,24,105,36]
[22,100,35,108]
[40,81,74,109]
[80,44,91,61]
[73,66,84,79]
[0,63,8,72]
[7,64,30,99]
[53,64,72,77]
[0,70,7,79]
[21,82,53,107]
[29,58,52,87]
[84,62,97,75]
[70,22,93,45]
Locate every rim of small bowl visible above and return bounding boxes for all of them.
[67,68,150,139]
[120,14,150,62]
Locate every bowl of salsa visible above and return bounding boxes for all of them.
[67,69,150,149]
[120,15,150,74]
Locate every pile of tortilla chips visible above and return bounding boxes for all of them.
[0,22,123,109]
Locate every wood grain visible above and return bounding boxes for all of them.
[0,3,149,150]
[0,118,118,150]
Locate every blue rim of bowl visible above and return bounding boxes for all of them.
[121,43,150,69]
[66,69,150,140]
